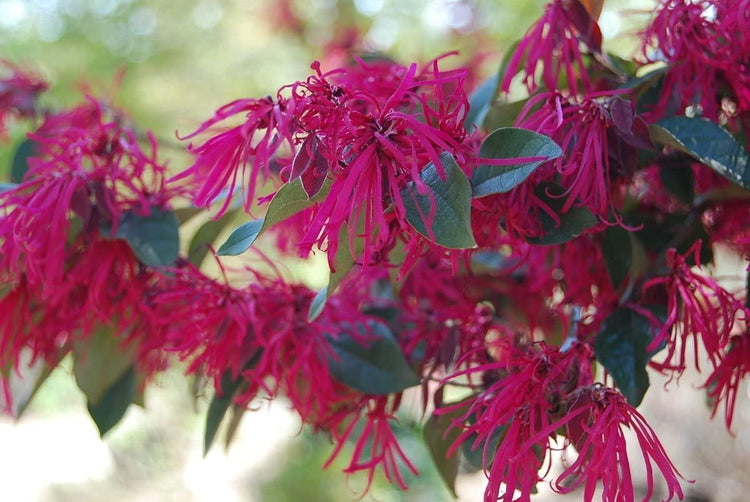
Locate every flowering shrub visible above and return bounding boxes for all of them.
[2,0,750,500]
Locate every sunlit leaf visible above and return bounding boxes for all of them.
[650,117,750,189]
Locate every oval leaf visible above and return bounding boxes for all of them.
[473,127,562,197]
[401,152,476,249]
[526,183,597,245]
[650,117,750,189]
[87,366,136,437]
[327,322,420,395]
[424,409,463,497]
[215,178,331,256]
[188,210,239,267]
[216,219,265,256]
[113,208,179,267]
[594,307,662,406]
[600,225,632,289]
[74,327,136,406]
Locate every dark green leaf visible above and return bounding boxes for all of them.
[424,410,463,497]
[660,164,695,205]
[401,152,476,249]
[12,138,36,184]
[112,208,179,267]
[205,387,236,455]
[473,127,562,197]
[594,307,662,406]
[87,366,136,437]
[600,225,632,288]
[327,322,420,395]
[527,184,597,246]
[216,219,265,256]
[461,424,504,470]
[465,73,499,131]
[650,117,750,189]
[204,350,263,455]
[308,285,328,322]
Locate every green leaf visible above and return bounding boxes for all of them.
[482,98,528,131]
[111,208,179,267]
[600,225,632,288]
[328,215,367,296]
[6,350,56,418]
[216,219,265,256]
[327,322,421,395]
[87,366,137,437]
[650,117,750,189]
[223,404,247,452]
[205,384,237,455]
[465,73,499,130]
[424,409,463,497]
[527,184,597,246]
[216,178,330,256]
[308,285,328,322]
[461,423,504,470]
[188,210,238,267]
[204,350,263,455]
[11,138,36,184]
[401,152,476,249]
[473,127,562,197]
[265,177,330,228]
[594,308,661,406]
[74,327,135,406]
[659,164,695,206]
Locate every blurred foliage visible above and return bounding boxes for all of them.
[0,0,553,134]
[254,419,455,502]
[0,1,658,501]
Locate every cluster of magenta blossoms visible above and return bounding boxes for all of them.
[3,0,750,500]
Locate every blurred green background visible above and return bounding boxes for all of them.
[8,2,744,502]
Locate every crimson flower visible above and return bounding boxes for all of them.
[640,0,750,121]
[441,342,594,502]
[0,60,47,138]
[559,385,685,502]
[325,397,418,492]
[642,243,743,374]
[516,90,650,220]
[705,331,750,431]
[501,0,602,95]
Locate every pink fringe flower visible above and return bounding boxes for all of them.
[642,243,744,374]
[501,0,603,95]
[559,385,685,502]
[0,60,48,138]
[705,331,750,431]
